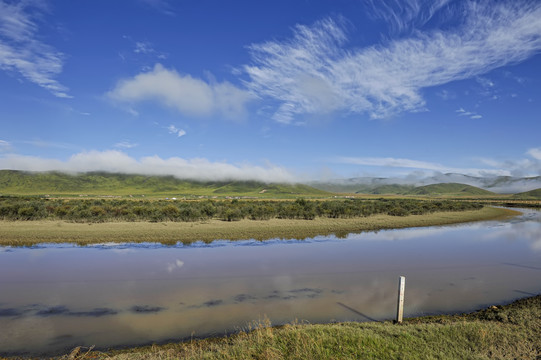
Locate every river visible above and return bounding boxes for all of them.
[1,208,540,356]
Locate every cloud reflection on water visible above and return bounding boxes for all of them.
[481,217,541,251]
[166,259,184,273]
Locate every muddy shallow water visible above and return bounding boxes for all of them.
[1,209,540,356]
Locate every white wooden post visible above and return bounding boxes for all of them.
[396,276,405,324]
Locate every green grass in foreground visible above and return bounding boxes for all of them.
[51,295,540,360]
[0,207,518,246]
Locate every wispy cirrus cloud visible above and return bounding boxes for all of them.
[0,150,297,182]
[456,108,482,120]
[363,0,452,34]
[243,1,541,123]
[333,147,541,178]
[107,64,254,119]
[139,0,175,16]
[133,40,167,59]
[114,141,138,149]
[134,41,154,54]
[0,0,70,98]
[0,140,11,152]
[331,156,509,177]
[527,148,541,161]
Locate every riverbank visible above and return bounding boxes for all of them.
[42,294,538,359]
[0,207,519,246]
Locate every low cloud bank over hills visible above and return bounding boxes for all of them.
[311,173,541,195]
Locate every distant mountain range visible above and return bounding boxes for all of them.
[310,173,541,195]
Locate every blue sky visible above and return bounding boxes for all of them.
[0,0,540,182]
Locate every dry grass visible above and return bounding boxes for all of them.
[0,207,519,246]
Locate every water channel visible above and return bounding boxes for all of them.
[1,208,540,356]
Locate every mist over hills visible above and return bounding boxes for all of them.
[0,170,540,198]
[311,173,541,195]
[0,170,328,197]
[407,183,495,196]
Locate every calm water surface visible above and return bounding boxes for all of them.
[1,209,540,356]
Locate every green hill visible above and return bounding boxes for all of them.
[406,183,495,196]
[367,184,415,195]
[309,182,374,194]
[0,170,329,198]
[310,179,414,194]
[513,188,541,199]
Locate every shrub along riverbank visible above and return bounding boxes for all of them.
[0,197,483,222]
[0,207,518,246]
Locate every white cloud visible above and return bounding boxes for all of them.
[243,1,541,123]
[527,148,541,161]
[114,141,138,149]
[473,149,541,178]
[332,156,511,177]
[364,0,451,34]
[436,89,456,100]
[0,150,298,183]
[127,107,139,117]
[476,76,495,89]
[244,18,348,123]
[107,64,253,119]
[134,41,154,54]
[0,0,70,98]
[475,76,501,98]
[0,140,11,152]
[167,125,186,137]
[19,139,75,150]
[132,40,167,59]
[456,108,483,120]
[139,0,175,16]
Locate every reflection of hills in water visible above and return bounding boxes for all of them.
[0,287,327,320]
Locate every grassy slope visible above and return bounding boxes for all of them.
[57,295,540,360]
[513,188,541,199]
[311,182,415,195]
[406,182,495,196]
[311,180,499,196]
[369,184,414,194]
[0,170,328,198]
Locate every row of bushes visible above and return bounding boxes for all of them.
[0,197,483,223]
